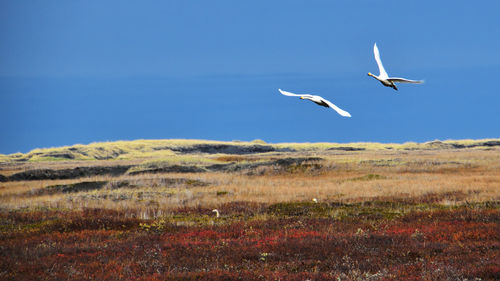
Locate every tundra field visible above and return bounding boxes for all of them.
[1,139,499,280]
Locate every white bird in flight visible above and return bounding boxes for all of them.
[278,89,351,117]
[367,43,423,91]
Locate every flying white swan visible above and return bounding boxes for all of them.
[368,43,423,90]
[278,89,351,117]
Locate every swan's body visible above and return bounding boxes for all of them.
[278,89,351,117]
[368,43,423,90]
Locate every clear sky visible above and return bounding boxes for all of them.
[1,1,499,154]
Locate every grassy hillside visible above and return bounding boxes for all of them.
[1,138,499,162]
[1,138,499,210]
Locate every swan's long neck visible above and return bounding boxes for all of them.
[212,209,220,217]
[368,72,383,82]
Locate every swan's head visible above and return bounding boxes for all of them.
[367,72,373,77]
[300,96,305,99]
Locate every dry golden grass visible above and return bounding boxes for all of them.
[2,138,499,161]
[198,150,500,204]
[1,140,499,216]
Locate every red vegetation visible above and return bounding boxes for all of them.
[1,207,498,280]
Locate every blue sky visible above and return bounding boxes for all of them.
[1,1,499,154]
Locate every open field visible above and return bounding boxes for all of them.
[1,139,499,280]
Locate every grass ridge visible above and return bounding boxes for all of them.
[2,138,500,162]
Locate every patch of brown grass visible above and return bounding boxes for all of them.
[1,146,499,214]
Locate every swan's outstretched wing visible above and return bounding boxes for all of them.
[321,98,352,117]
[279,89,351,117]
[373,43,388,79]
[278,89,303,97]
[388,77,424,84]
